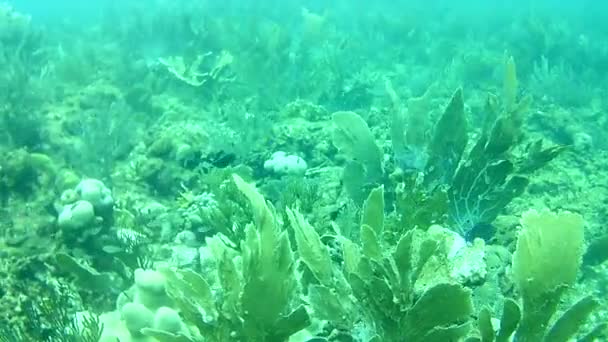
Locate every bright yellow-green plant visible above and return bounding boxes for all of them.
[512,210,595,342]
[473,210,602,342]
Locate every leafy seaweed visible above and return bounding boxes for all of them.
[193,166,254,246]
[425,88,468,187]
[393,175,448,234]
[157,174,309,342]
[496,299,521,342]
[292,186,474,341]
[439,57,562,237]
[386,79,434,172]
[360,185,385,235]
[544,296,600,342]
[336,57,564,240]
[54,253,117,293]
[287,207,333,286]
[332,111,384,204]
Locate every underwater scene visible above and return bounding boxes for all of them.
[1,0,608,341]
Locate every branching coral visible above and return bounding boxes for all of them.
[158,51,234,88]
[0,284,103,342]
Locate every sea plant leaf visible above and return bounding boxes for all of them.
[232,174,277,239]
[513,210,584,300]
[403,283,473,342]
[161,268,219,324]
[206,235,242,319]
[271,305,311,341]
[361,185,385,236]
[360,224,382,261]
[393,230,414,295]
[241,229,297,337]
[332,111,384,204]
[416,238,439,277]
[496,298,520,342]
[425,88,467,186]
[286,207,333,285]
[502,55,531,128]
[406,83,436,148]
[449,156,529,236]
[544,296,599,342]
[342,160,369,204]
[157,267,219,337]
[369,275,395,317]
[340,236,362,274]
[54,253,115,292]
[386,79,434,172]
[395,175,449,232]
[308,285,350,324]
[516,139,567,174]
[332,111,383,181]
[477,307,495,342]
[347,272,369,304]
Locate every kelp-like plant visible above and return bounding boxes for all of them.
[135,181,600,342]
[189,165,255,247]
[441,58,564,237]
[143,176,476,342]
[146,174,309,342]
[289,185,474,341]
[333,56,565,239]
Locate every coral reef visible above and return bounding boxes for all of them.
[1,1,608,341]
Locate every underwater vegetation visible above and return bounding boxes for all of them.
[1,0,608,341]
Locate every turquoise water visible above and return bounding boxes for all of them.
[1,1,607,341]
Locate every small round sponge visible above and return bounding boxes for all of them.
[133,268,168,310]
[121,302,154,336]
[75,178,114,214]
[57,200,95,230]
[264,151,307,175]
[153,306,183,334]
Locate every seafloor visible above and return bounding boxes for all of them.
[1,1,607,341]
